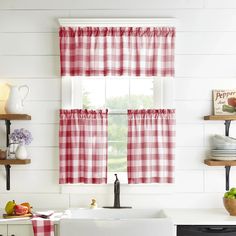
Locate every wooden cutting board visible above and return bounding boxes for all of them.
[3,213,32,219]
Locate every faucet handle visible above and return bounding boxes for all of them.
[114,173,119,181]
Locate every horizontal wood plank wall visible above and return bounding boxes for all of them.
[0,0,235,208]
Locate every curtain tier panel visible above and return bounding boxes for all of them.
[127,109,175,184]
[59,109,108,184]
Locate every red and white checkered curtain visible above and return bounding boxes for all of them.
[59,27,175,77]
[127,109,175,184]
[59,109,108,184]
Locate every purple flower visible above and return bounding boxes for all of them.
[9,128,33,145]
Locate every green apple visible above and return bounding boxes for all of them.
[230,187,236,195]
[224,192,230,198]
[228,194,236,199]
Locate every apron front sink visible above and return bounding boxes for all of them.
[60,208,174,236]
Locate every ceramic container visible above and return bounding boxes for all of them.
[5,84,29,114]
[15,144,27,160]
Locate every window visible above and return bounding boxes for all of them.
[59,18,176,185]
[61,76,174,182]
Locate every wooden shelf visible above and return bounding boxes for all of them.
[0,159,31,165]
[0,114,31,120]
[0,113,32,190]
[204,115,236,121]
[204,159,236,166]
[204,159,235,191]
[204,115,234,136]
[204,115,236,191]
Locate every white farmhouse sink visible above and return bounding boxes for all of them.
[60,208,174,236]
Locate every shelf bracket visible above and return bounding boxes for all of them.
[5,164,11,191]
[5,120,11,147]
[225,166,231,191]
[4,119,11,191]
[224,120,231,136]
[224,120,233,191]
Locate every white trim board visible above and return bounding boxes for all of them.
[58,18,177,27]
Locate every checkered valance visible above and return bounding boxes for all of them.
[59,27,175,77]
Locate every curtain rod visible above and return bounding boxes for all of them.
[67,111,168,115]
[108,111,170,115]
[108,112,127,115]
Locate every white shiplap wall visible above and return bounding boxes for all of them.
[0,0,235,209]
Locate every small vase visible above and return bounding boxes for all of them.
[15,144,27,160]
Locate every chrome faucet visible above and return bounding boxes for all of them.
[114,174,120,208]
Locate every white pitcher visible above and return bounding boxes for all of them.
[5,84,29,114]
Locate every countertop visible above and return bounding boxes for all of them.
[0,209,63,225]
[165,208,236,225]
[0,208,236,225]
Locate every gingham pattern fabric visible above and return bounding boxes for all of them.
[59,27,175,77]
[32,219,54,236]
[127,109,175,184]
[59,109,108,184]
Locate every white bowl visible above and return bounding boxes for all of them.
[212,135,236,149]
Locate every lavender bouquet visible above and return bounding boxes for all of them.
[9,128,33,145]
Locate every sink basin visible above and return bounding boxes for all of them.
[60,208,174,236]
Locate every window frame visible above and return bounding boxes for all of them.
[61,76,175,183]
[61,76,175,109]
